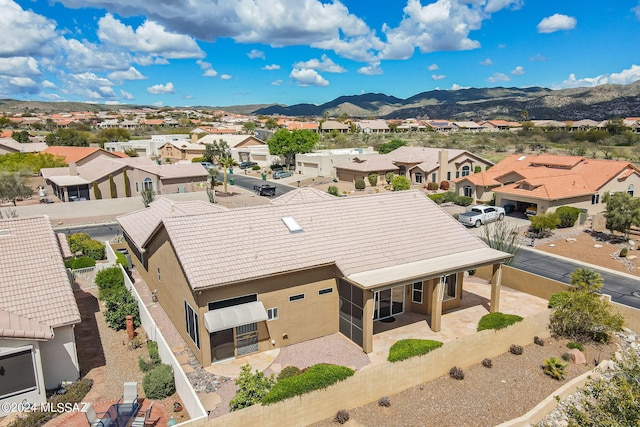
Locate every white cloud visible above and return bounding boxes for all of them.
[537,14,577,34]
[290,68,329,86]
[480,58,493,66]
[633,2,640,19]
[484,0,523,14]
[220,74,232,80]
[0,0,58,57]
[450,83,469,90]
[120,89,134,100]
[293,54,346,73]
[262,64,280,70]
[272,79,283,85]
[104,100,120,105]
[529,54,547,62]
[0,57,40,77]
[9,77,37,88]
[428,63,439,71]
[147,82,175,94]
[431,74,446,80]
[511,66,525,75]
[97,13,204,59]
[58,71,117,100]
[247,49,265,59]
[357,63,383,75]
[60,38,132,72]
[560,64,640,88]
[196,60,217,77]
[108,67,146,81]
[42,80,57,89]
[487,72,510,83]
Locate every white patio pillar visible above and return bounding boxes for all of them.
[431,277,445,332]
[490,263,502,313]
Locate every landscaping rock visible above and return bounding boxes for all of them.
[594,244,603,248]
[567,349,586,364]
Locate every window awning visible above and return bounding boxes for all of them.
[204,301,268,333]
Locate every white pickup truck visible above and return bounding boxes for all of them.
[457,205,506,228]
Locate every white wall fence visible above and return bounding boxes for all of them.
[119,263,208,424]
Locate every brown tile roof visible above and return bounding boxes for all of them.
[57,233,73,259]
[0,216,80,333]
[152,191,509,290]
[42,146,119,163]
[334,155,398,172]
[0,310,53,340]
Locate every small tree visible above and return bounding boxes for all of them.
[385,172,394,185]
[229,364,275,411]
[604,192,640,240]
[123,169,131,197]
[378,139,406,154]
[109,174,117,198]
[482,221,520,265]
[530,212,560,238]
[355,179,366,190]
[392,175,411,191]
[327,186,339,196]
[141,188,155,207]
[104,288,140,330]
[570,268,604,292]
[93,182,102,199]
[367,173,378,187]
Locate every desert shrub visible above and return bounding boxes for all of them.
[139,341,161,373]
[378,396,391,407]
[115,251,128,267]
[277,365,302,381]
[477,312,523,331]
[449,366,465,380]
[68,232,91,253]
[620,247,628,258]
[82,239,105,260]
[482,358,493,368]
[327,185,339,197]
[474,165,482,173]
[534,336,545,346]
[367,173,378,187]
[427,193,445,204]
[142,364,175,400]
[252,165,261,171]
[543,357,568,380]
[104,288,140,330]
[570,268,603,292]
[567,341,584,351]
[355,178,366,190]
[439,180,450,190]
[426,181,439,190]
[556,206,581,228]
[95,266,125,300]
[549,290,623,342]
[442,191,457,203]
[530,212,560,237]
[391,175,411,191]
[561,352,572,362]
[262,364,354,404]
[93,181,102,200]
[8,379,93,427]
[509,344,523,355]
[453,213,459,220]
[65,256,96,269]
[230,364,275,411]
[123,169,131,197]
[335,410,350,425]
[109,174,117,198]
[191,156,206,163]
[454,195,473,206]
[548,291,570,308]
[388,339,443,362]
[385,171,394,184]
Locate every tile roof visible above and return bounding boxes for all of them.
[0,138,47,153]
[42,146,118,163]
[136,163,209,179]
[150,191,509,290]
[0,310,53,340]
[0,216,80,333]
[117,198,227,251]
[270,188,336,205]
[334,155,398,172]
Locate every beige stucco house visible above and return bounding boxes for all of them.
[455,154,640,215]
[0,216,81,415]
[117,189,510,367]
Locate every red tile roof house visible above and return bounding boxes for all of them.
[454,154,640,215]
[41,146,128,166]
[116,189,510,366]
[40,155,209,202]
[0,216,81,416]
[335,146,493,186]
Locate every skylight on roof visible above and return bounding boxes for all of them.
[0,229,10,237]
[282,216,303,233]
[517,156,527,161]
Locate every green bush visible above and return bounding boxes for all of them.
[142,364,175,399]
[277,365,302,381]
[442,191,457,203]
[139,341,161,373]
[64,256,96,269]
[230,364,275,411]
[427,193,445,204]
[104,288,140,330]
[262,364,354,405]
[8,378,93,427]
[327,185,339,197]
[567,341,584,351]
[191,156,206,163]
[543,357,568,380]
[454,195,473,206]
[620,247,628,258]
[252,165,261,171]
[474,166,482,173]
[385,171,394,184]
[68,232,91,254]
[477,312,523,331]
[548,291,570,308]
[367,173,378,187]
[556,206,581,228]
[123,169,131,197]
[115,251,128,266]
[82,239,105,260]
[93,182,102,200]
[426,182,439,190]
[387,339,443,362]
[530,212,560,237]
[355,179,366,190]
[391,175,411,191]
[95,266,125,300]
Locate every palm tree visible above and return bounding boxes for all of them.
[570,268,603,292]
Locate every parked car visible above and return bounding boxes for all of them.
[200,162,215,170]
[239,161,258,169]
[503,204,515,214]
[253,184,277,197]
[457,205,505,228]
[525,205,538,217]
[273,170,293,179]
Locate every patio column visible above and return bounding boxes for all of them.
[431,277,444,332]
[490,263,502,313]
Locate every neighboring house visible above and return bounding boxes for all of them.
[0,138,48,154]
[104,135,190,157]
[566,119,599,131]
[0,216,81,415]
[159,135,266,163]
[196,134,270,165]
[41,146,128,166]
[335,146,493,185]
[454,154,640,214]
[356,120,390,133]
[117,189,510,366]
[286,122,319,132]
[452,121,483,132]
[320,121,350,133]
[294,147,375,177]
[40,156,208,201]
[425,120,454,132]
[479,120,522,132]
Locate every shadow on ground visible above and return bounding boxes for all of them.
[74,289,106,375]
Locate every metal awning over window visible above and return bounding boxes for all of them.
[204,301,268,333]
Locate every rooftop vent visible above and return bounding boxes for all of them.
[0,229,10,237]
[282,216,303,233]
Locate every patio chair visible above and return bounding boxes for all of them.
[131,401,154,427]
[117,381,139,417]
[82,403,110,427]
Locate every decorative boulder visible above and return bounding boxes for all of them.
[567,348,586,364]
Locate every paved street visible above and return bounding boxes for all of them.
[220,172,296,197]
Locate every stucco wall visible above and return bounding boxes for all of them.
[38,324,80,389]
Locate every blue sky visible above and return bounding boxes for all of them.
[2,0,640,108]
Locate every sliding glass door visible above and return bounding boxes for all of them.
[373,286,404,320]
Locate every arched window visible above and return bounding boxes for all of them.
[461,165,471,177]
[142,177,153,191]
[628,184,635,197]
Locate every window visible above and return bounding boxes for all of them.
[628,184,635,197]
[463,186,473,197]
[431,173,436,182]
[184,301,200,348]
[208,294,257,311]
[447,171,451,180]
[455,171,460,178]
[412,282,423,304]
[157,267,161,282]
[415,173,423,184]
[289,293,305,302]
[461,165,470,177]
[135,182,139,193]
[0,348,37,399]
[443,274,457,300]
[318,287,333,295]
[591,193,600,204]
[267,307,278,320]
[142,178,153,191]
